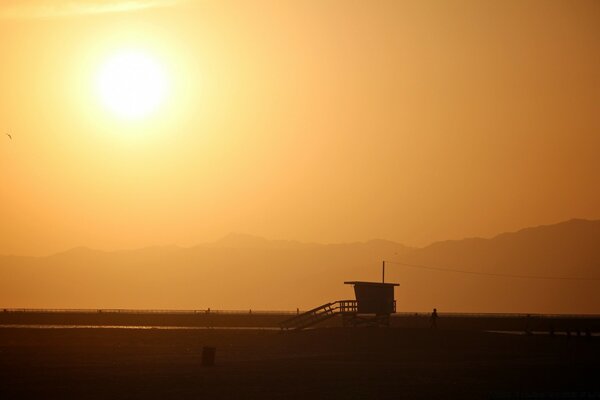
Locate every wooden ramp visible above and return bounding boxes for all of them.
[280,300,357,331]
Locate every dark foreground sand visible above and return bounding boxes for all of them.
[0,327,598,399]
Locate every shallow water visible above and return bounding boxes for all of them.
[0,324,279,330]
[486,330,599,336]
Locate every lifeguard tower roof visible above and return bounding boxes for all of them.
[344,281,399,287]
[344,281,399,314]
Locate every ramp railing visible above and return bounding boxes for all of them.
[280,300,357,331]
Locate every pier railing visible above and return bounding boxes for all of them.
[1,308,298,315]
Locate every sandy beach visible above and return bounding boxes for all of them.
[1,327,598,399]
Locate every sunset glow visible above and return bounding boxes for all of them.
[1,1,598,397]
[0,0,599,313]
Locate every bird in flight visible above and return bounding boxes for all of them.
[6,133,11,140]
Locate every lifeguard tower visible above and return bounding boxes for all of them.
[280,280,399,331]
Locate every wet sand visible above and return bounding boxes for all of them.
[0,327,598,399]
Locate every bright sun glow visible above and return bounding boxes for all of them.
[96,51,169,120]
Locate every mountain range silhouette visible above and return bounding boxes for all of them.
[1,219,598,313]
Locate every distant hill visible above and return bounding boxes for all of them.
[392,219,600,314]
[0,220,598,314]
[207,233,319,250]
[0,235,412,311]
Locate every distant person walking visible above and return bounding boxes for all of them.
[430,308,438,329]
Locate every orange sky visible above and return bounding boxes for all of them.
[1,0,599,256]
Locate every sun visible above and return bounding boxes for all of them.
[96,51,169,120]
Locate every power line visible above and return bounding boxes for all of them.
[384,260,600,281]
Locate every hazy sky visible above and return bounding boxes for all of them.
[1,0,599,256]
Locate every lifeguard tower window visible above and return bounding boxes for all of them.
[344,281,399,314]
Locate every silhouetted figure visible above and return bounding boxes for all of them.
[430,308,438,329]
[296,308,299,315]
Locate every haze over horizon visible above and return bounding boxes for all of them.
[3,217,596,258]
[1,218,598,313]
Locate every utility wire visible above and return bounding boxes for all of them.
[384,260,600,281]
